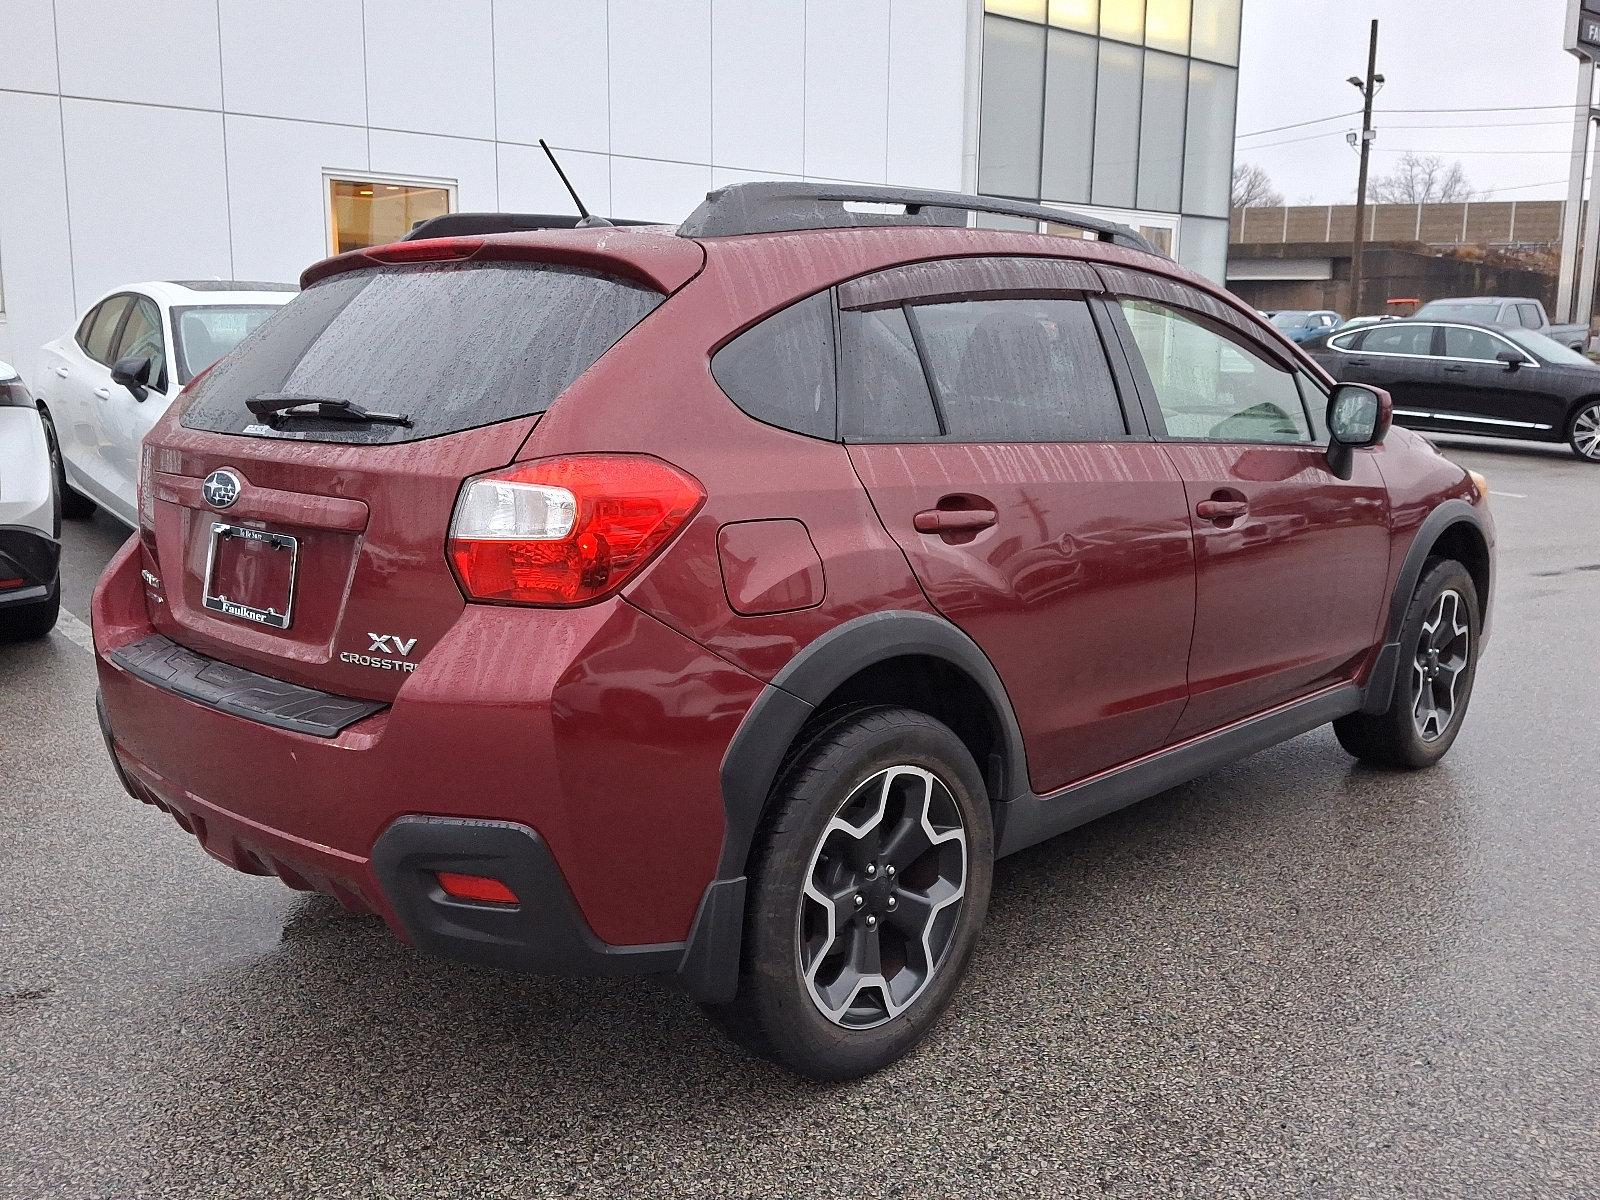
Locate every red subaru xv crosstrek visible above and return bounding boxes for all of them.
[93,183,1493,1081]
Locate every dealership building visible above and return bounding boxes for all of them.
[0,0,1241,375]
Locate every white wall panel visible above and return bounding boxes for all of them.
[497,144,612,218]
[60,99,231,304]
[226,116,367,282]
[368,130,499,211]
[609,0,712,163]
[220,0,367,126]
[494,0,610,153]
[611,157,712,225]
[711,0,804,173]
[364,0,496,139]
[54,0,222,110]
[0,94,76,384]
[5,0,61,94]
[887,0,968,189]
[803,0,891,183]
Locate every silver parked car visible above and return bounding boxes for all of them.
[0,360,60,641]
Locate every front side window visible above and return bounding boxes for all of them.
[114,297,168,391]
[1439,326,1507,362]
[82,295,133,364]
[909,297,1127,441]
[1516,303,1543,329]
[1120,298,1312,443]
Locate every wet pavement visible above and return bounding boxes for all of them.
[2,440,1597,1198]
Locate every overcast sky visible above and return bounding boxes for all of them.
[1236,0,1586,204]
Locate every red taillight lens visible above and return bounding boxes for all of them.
[447,455,704,607]
[435,872,519,905]
[138,443,156,533]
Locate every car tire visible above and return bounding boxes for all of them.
[0,587,61,643]
[1334,559,1480,769]
[1567,399,1600,462]
[40,406,96,519]
[705,706,994,1082]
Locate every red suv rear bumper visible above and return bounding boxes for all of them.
[92,539,763,985]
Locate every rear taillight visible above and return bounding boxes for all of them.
[138,444,156,533]
[447,455,704,607]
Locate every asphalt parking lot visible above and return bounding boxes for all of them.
[2,439,1597,1199]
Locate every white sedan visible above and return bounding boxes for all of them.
[0,360,60,641]
[35,280,295,527]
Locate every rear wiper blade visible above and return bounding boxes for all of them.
[246,392,412,427]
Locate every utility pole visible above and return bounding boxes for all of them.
[1348,20,1381,317]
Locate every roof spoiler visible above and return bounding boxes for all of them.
[676,182,1165,257]
[402,212,651,240]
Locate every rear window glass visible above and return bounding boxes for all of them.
[711,291,836,440]
[181,262,662,444]
[839,306,941,441]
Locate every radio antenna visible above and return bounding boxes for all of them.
[540,139,612,228]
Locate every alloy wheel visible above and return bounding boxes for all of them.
[1573,403,1600,461]
[1412,588,1470,742]
[797,765,968,1029]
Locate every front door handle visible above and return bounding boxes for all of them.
[1195,498,1248,522]
[54,366,70,378]
[93,386,112,400]
[1441,365,1469,374]
[914,507,997,534]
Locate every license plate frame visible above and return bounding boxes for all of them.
[202,522,298,630]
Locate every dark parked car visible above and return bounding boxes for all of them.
[93,182,1495,1081]
[1307,318,1600,461]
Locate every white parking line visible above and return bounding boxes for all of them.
[1490,491,1527,499]
[53,609,95,653]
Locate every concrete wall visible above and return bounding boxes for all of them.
[0,0,973,380]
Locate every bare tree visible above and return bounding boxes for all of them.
[1368,153,1476,204]
[1232,162,1285,209]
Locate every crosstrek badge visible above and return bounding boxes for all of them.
[340,633,422,673]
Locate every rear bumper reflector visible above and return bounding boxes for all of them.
[107,633,386,737]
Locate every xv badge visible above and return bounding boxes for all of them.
[368,633,418,657]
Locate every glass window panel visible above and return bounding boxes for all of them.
[1091,41,1142,210]
[1440,326,1506,361]
[979,16,1046,198]
[1120,298,1312,444]
[1041,29,1097,204]
[83,296,132,364]
[328,178,451,255]
[1182,61,1236,217]
[1137,51,1186,213]
[711,291,837,440]
[911,298,1127,441]
[1048,0,1097,32]
[1189,0,1240,64]
[1177,214,1229,282]
[986,0,1047,19]
[114,297,167,390]
[1144,0,1190,53]
[1098,0,1145,43]
[172,305,282,382]
[839,307,941,442]
[1349,322,1434,356]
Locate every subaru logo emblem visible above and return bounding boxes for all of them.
[202,469,242,509]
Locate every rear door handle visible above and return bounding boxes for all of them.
[1195,499,1248,522]
[93,386,112,400]
[1441,365,1469,374]
[913,507,997,534]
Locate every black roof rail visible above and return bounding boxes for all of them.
[402,212,652,240]
[677,182,1165,257]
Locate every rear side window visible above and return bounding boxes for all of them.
[711,291,836,439]
[908,298,1126,442]
[181,262,662,444]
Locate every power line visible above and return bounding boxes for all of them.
[1238,101,1594,141]
[1236,110,1361,139]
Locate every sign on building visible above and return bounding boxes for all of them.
[1571,0,1600,57]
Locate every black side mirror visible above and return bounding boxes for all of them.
[109,354,152,401]
[1496,350,1525,371]
[1326,384,1392,480]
